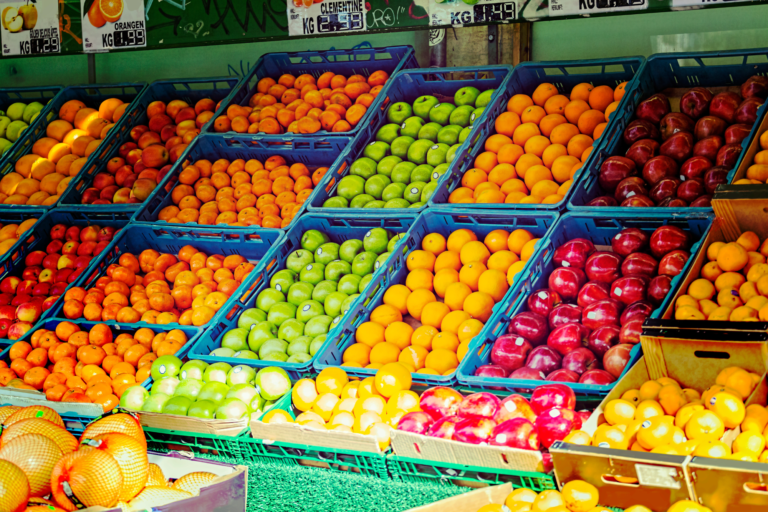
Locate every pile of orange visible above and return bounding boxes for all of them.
[342,228,539,376]
[0,97,127,206]
[675,230,768,322]
[564,366,765,461]
[212,70,390,135]
[262,363,414,450]
[158,155,327,228]
[739,130,768,184]
[448,81,627,205]
[0,217,37,256]
[60,244,255,326]
[0,322,191,411]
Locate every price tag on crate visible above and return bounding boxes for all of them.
[287,0,366,36]
[548,0,647,16]
[670,0,753,7]
[80,0,146,53]
[429,0,516,26]
[0,0,60,56]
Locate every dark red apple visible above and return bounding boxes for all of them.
[562,347,600,375]
[588,325,621,357]
[725,124,753,145]
[456,393,501,419]
[585,252,623,284]
[681,156,713,180]
[31,282,50,296]
[680,87,713,119]
[546,369,580,383]
[650,225,689,258]
[509,367,546,381]
[490,418,539,450]
[676,178,705,203]
[610,276,648,305]
[742,76,768,100]
[50,282,67,296]
[636,93,671,124]
[621,300,654,325]
[658,197,689,207]
[46,240,63,254]
[535,407,577,448]
[660,131,694,163]
[615,177,648,203]
[660,113,694,140]
[397,412,434,435]
[735,97,763,125]
[509,311,549,346]
[623,120,661,146]
[0,318,11,338]
[530,383,576,414]
[612,228,649,256]
[693,136,724,161]
[0,305,15,320]
[647,275,672,306]
[619,318,644,344]
[642,155,679,186]
[621,252,658,278]
[716,143,742,168]
[658,250,689,276]
[525,345,563,375]
[64,226,80,241]
[694,116,727,139]
[622,194,655,208]
[577,281,611,308]
[548,267,587,301]
[709,92,742,123]
[474,365,508,380]
[0,293,11,305]
[50,224,67,240]
[547,322,590,356]
[703,166,729,194]
[604,344,633,378]
[587,196,619,207]
[527,289,562,317]
[650,178,681,204]
[454,417,497,445]
[495,395,537,423]
[582,299,622,330]
[599,156,638,193]
[419,387,464,420]
[427,415,461,440]
[548,303,583,330]
[491,334,532,372]
[625,139,660,168]
[690,195,712,208]
[578,369,617,385]
[553,238,595,269]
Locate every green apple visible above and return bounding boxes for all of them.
[339,239,364,263]
[427,143,450,166]
[238,308,267,330]
[315,242,340,264]
[411,164,434,183]
[391,136,415,159]
[234,350,259,359]
[352,251,377,276]
[382,182,407,202]
[0,118,10,138]
[162,396,193,416]
[450,105,474,127]
[359,273,375,291]
[374,252,391,271]
[404,182,427,203]
[262,352,288,362]
[459,126,472,143]
[210,347,235,358]
[301,230,330,252]
[174,378,204,401]
[198,382,230,405]
[6,103,25,121]
[447,144,461,164]
[387,102,413,124]
[413,95,439,120]
[365,174,391,199]
[421,181,438,202]
[255,367,292,400]
[388,233,407,252]
[376,155,402,178]
[324,291,349,317]
[310,334,327,355]
[312,280,337,302]
[296,299,324,322]
[437,125,462,145]
[227,365,257,386]
[470,108,485,126]
[391,161,417,184]
[6,121,27,142]
[299,262,325,285]
[432,163,450,182]
[338,274,362,294]
[287,281,314,306]
[286,250,315,273]
[305,315,333,336]
[429,103,457,125]
[350,194,375,208]
[407,139,434,164]
[287,337,310,356]
[278,319,305,341]
[400,116,425,138]
[180,360,208,381]
[455,86,481,106]
[248,321,278,352]
[222,327,249,352]
[364,200,385,208]
[325,260,352,281]
[203,362,232,384]
[227,383,260,405]
[376,123,401,143]
[216,397,249,420]
[364,227,391,254]
[384,198,410,208]
[287,353,312,364]
[0,138,14,154]
[151,355,182,381]
[260,338,288,359]
[188,400,217,419]
[350,158,378,180]
[250,394,267,415]
[270,269,296,294]
[476,89,495,107]
[337,175,365,200]
[268,302,297,326]
[22,102,43,124]
[141,393,171,413]
[256,288,285,312]
[341,294,360,315]
[119,385,148,410]
[417,122,441,142]
[323,197,348,208]
[363,141,390,162]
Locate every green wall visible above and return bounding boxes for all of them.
[532,4,768,61]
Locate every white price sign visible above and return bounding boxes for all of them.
[81,0,146,53]
[430,0,516,26]
[287,0,366,37]
[671,0,752,7]
[1,0,60,56]
[549,0,647,16]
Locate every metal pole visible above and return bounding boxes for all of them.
[87,53,96,83]
[430,33,447,68]
[488,25,498,65]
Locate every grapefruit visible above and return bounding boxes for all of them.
[0,405,21,423]
[51,450,123,511]
[172,471,217,495]
[128,487,192,509]
[0,459,29,512]
[147,462,167,486]
[0,418,78,454]
[79,413,146,448]
[5,406,64,428]
[0,433,62,497]
[80,432,148,501]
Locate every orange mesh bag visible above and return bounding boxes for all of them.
[1,418,78,454]
[51,450,123,511]
[79,413,146,448]
[0,459,30,512]
[5,406,64,428]
[0,433,62,497]
[172,471,217,495]
[79,432,148,501]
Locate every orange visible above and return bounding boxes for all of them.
[544,95,569,115]
[461,169,488,190]
[604,399,637,425]
[636,416,675,450]
[514,153,542,179]
[421,302,451,329]
[433,268,459,298]
[356,321,385,348]
[685,410,725,441]
[424,349,459,374]
[459,262,486,291]
[521,105,546,125]
[488,164,516,186]
[539,114,567,138]
[444,282,473,311]
[411,325,438,350]
[405,289,437,320]
[507,94,534,115]
[542,143,568,169]
[406,250,436,272]
[384,322,414,350]
[497,144,524,165]
[343,343,371,366]
[446,229,478,253]
[457,318,484,343]
[459,241,491,265]
[434,250,462,273]
[478,269,509,302]
[561,481,599,512]
[369,342,401,365]
[512,123,540,146]
[421,233,446,255]
[567,134,593,159]
[524,135,551,157]
[564,100,590,124]
[440,310,471,334]
[382,284,411,315]
[550,123,580,146]
[405,268,433,292]
[577,110,605,136]
[487,250,519,273]
[588,85,615,112]
[532,83,558,107]
[494,112,521,137]
[374,362,412,398]
[570,83,594,102]
[370,304,402,327]
[507,229,534,255]
[463,291,495,322]
[708,392,745,428]
[474,152,498,173]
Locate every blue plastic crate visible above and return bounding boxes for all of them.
[58,77,240,215]
[307,66,514,217]
[188,213,417,380]
[131,133,350,228]
[0,209,130,343]
[568,49,768,213]
[456,211,714,396]
[47,223,282,333]
[429,57,645,212]
[0,85,63,169]
[314,209,559,387]
[0,82,147,210]
[206,46,417,143]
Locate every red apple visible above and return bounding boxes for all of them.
[37,269,54,283]
[553,238,595,270]
[7,321,33,340]
[98,227,116,242]
[509,367,546,381]
[73,256,92,270]
[80,226,99,242]
[725,124,753,145]
[491,334,532,372]
[456,393,501,419]
[622,193,653,207]
[495,395,537,423]
[612,228,649,257]
[620,318,644,345]
[588,325,621,357]
[621,252,658,278]
[525,345,563,375]
[621,300,654,325]
[658,197,688,208]
[509,311,549,346]
[648,275,672,306]
[77,241,97,256]
[547,322,590,356]
[0,276,21,294]
[680,87,713,119]
[42,253,60,270]
[31,282,50,296]
[587,196,618,207]
[25,251,47,267]
[535,407,577,448]
[0,293,11,305]
[642,155,679,186]
[650,225,689,257]
[10,294,30,307]
[658,250,689,276]
[614,177,648,203]
[0,305,15,320]
[742,76,768,100]
[693,136,723,161]
[16,301,42,323]
[490,418,539,450]
[659,112,694,140]
[530,384,576,414]
[585,252,623,284]
[16,280,36,295]
[610,276,648,305]
[41,295,60,312]
[681,156,713,180]
[709,92,742,123]
[583,299,622,330]
[454,417,496,445]
[577,281,611,308]
[0,318,10,338]
[50,282,68,296]
[649,178,680,204]
[694,116,727,139]
[578,369,616,385]
[599,156,637,193]
[677,178,705,203]
[130,124,149,141]
[427,415,461,440]
[118,142,138,159]
[50,224,67,240]
[548,303,583,330]
[93,241,110,256]
[65,226,80,241]
[396,412,434,435]
[546,369,580,383]
[660,131,694,163]
[603,344,633,378]
[636,93,670,124]
[735,97,763,125]
[419,387,464,421]
[46,240,64,254]
[548,267,587,300]
[716,143,742,168]
[690,195,713,208]
[61,241,79,255]
[625,138,661,168]
[81,188,100,204]
[562,347,600,375]
[473,365,508,380]
[527,289,562,317]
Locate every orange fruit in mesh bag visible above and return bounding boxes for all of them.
[0,459,29,512]
[147,463,168,487]
[128,487,193,509]
[5,405,64,428]
[79,432,148,501]
[0,418,78,454]
[79,412,146,448]
[0,433,62,497]
[0,405,21,423]
[51,449,123,511]
[172,471,218,495]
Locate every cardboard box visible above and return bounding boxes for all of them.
[551,323,768,511]
[90,451,247,512]
[0,387,101,431]
[129,408,249,437]
[688,457,768,512]
[402,483,512,512]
